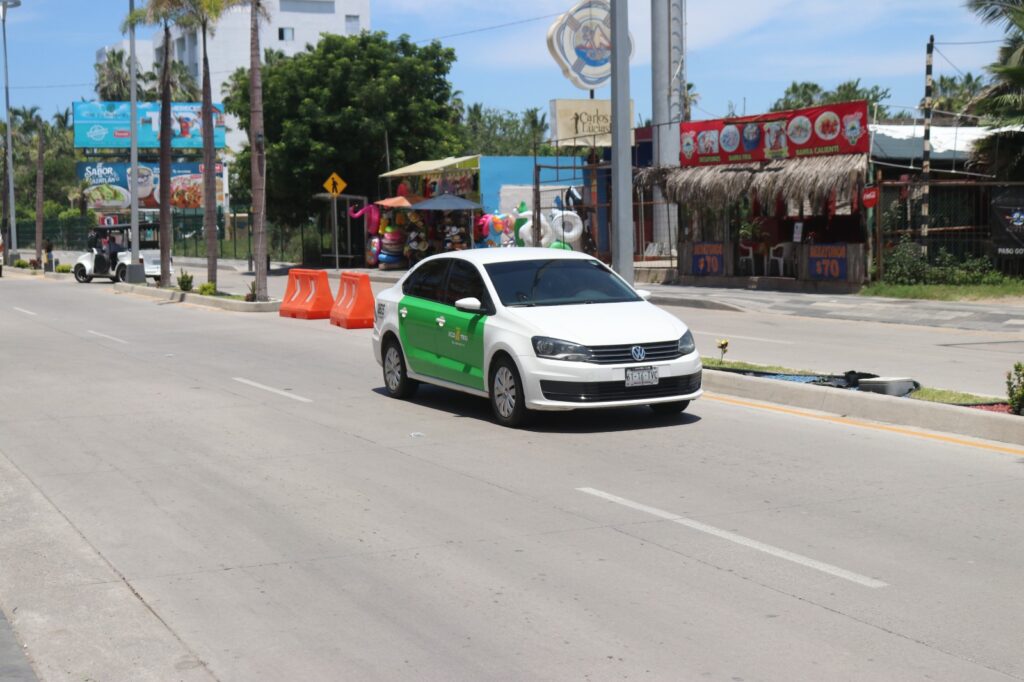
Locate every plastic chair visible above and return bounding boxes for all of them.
[739,243,755,275]
[769,242,794,277]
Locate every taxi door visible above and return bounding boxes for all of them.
[398,258,451,378]
[431,260,488,391]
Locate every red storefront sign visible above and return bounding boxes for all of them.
[680,101,870,167]
[862,186,879,209]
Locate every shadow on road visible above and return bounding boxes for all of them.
[371,385,702,433]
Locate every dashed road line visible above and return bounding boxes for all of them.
[13,307,37,316]
[577,487,889,589]
[88,330,129,344]
[232,377,313,403]
[692,330,793,345]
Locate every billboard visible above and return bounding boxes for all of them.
[549,99,634,147]
[76,162,225,211]
[680,101,870,167]
[991,188,1024,258]
[73,101,227,149]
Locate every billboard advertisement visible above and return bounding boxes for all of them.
[76,162,225,211]
[73,101,227,149]
[991,188,1024,258]
[680,101,870,167]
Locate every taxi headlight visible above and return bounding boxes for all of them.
[532,336,593,362]
[678,330,696,355]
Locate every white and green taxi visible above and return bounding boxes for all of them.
[372,248,702,427]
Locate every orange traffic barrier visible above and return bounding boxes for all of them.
[279,269,334,319]
[330,272,375,329]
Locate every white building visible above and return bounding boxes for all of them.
[155,0,371,150]
[96,39,155,75]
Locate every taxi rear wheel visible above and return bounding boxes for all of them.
[489,356,530,428]
[649,400,690,415]
[382,338,418,399]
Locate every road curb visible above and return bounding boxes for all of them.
[648,295,745,312]
[113,282,280,313]
[703,369,1024,447]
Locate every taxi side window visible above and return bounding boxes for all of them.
[444,260,490,309]
[403,259,450,301]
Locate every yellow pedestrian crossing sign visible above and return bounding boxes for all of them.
[323,172,347,196]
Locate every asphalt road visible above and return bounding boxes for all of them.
[2,276,1023,681]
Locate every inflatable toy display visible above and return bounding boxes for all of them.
[349,203,381,235]
[476,213,516,248]
[548,209,584,250]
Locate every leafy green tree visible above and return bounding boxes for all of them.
[771,79,892,118]
[224,31,462,226]
[13,107,47,264]
[95,49,144,101]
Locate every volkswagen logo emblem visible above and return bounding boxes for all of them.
[631,345,646,361]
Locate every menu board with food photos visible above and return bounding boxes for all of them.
[679,101,870,167]
[76,162,225,211]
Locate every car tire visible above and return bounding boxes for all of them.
[489,356,530,428]
[116,266,127,282]
[649,400,690,415]
[382,338,418,399]
[73,265,92,283]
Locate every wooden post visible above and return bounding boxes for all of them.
[921,34,934,248]
[875,169,884,281]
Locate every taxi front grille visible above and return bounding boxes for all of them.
[588,340,682,365]
[540,371,702,403]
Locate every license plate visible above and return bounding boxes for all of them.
[625,366,659,387]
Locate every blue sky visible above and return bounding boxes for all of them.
[6,0,1008,126]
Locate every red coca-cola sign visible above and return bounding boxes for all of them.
[862,186,879,209]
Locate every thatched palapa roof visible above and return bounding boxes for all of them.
[637,154,868,209]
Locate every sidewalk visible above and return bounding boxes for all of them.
[123,255,1024,333]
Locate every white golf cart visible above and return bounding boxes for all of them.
[73,225,166,283]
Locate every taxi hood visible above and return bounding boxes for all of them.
[503,301,687,346]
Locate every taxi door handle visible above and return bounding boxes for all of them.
[399,307,408,318]
[435,316,446,327]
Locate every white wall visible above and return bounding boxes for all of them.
[97,39,155,75]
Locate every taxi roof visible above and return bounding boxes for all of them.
[427,247,595,266]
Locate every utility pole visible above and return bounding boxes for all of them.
[610,0,633,283]
[2,0,19,264]
[650,0,677,256]
[921,34,934,248]
[125,0,146,283]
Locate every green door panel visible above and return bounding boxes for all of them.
[431,308,486,391]
[398,294,449,377]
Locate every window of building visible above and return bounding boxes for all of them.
[280,0,335,13]
[345,14,361,34]
[278,27,295,41]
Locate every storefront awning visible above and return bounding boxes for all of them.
[379,155,480,179]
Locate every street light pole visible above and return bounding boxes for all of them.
[125,0,146,283]
[610,0,633,283]
[1,0,20,265]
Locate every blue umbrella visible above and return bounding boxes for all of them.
[411,193,482,211]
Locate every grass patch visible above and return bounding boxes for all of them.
[861,281,1024,301]
[703,357,1008,407]
[909,386,1005,406]
[701,357,818,375]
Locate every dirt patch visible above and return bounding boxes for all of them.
[967,403,1014,414]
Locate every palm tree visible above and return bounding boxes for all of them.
[523,107,548,152]
[771,81,824,112]
[13,106,46,265]
[250,0,269,301]
[126,3,185,286]
[157,0,246,289]
[94,48,147,101]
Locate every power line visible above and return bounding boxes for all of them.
[414,12,564,44]
[11,82,93,90]
[933,46,966,77]
[935,39,1003,45]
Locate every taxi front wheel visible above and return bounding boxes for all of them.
[382,339,418,399]
[489,356,530,428]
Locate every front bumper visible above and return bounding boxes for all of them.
[516,352,703,411]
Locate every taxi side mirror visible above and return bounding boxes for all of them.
[454,297,485,313]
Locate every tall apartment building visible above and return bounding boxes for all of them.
[155,0,371,150]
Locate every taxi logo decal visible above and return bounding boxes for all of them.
[449,328,469,347]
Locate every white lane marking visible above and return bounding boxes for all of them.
[13,307,37,316]
[692,331,793,345]
[88,330,128,344]
[232,377,313,403]
[1003,319,1024,326]
[577,487,888,589]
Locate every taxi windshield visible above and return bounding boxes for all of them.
[484,258,641,307]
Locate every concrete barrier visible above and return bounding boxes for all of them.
[703,369,1024,447]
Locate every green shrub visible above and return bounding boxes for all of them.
[13,259,28,268]
[197,281,217,296]
[55,264,72,273]
[883,237,928,284]
[1008,362,1024,416]
[177,268,194,292]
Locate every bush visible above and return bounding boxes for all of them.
[884,237,1003,286]
[13,259,28,268]
[55,264,72,273]
[1008,362,1024,416]
[883,237,929,285]
[196,281,217,296]
[177,268,194,291]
